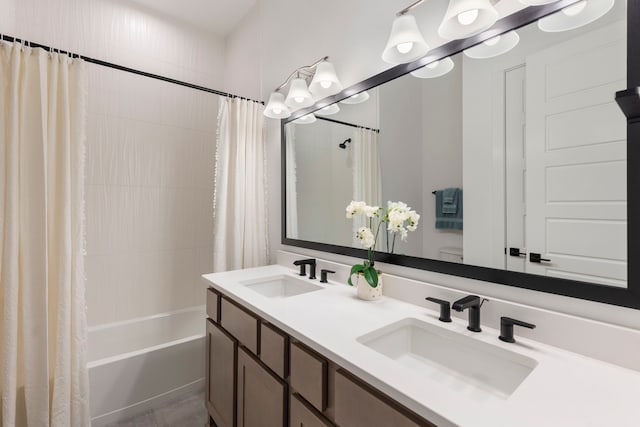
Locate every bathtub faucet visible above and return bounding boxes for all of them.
[293,258,316,279]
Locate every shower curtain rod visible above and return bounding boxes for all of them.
[0,34,264,105]
[316,116,380,133]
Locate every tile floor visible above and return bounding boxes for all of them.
[105,391,207,427]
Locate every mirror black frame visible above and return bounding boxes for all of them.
[281,0,640,309]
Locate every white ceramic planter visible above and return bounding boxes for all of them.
[355,273,383,301]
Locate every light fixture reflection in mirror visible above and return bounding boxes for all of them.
[538,0,614,32]
[315,103,340,116]
[293,113,317,124]
[382,14,430,64]
[340,91,371,105]
[438,0,499,40]
[411,57,455,78]
[464,31,520,59]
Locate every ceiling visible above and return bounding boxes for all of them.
[126,0,257,36]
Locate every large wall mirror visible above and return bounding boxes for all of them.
[282,0,640,309]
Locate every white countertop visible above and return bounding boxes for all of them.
[202,264,640,427]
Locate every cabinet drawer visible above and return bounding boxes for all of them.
[206,288,219,322]
[290,342,327,412]
[260,322,287,378]
[290,393,334,427]
[221,298,259,354]
[334,370,434,427]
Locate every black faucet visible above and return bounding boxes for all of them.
[499,317,536,343]
[320,269,335,283]
[452,295,485,332]
[425,297,452,322]
[293,258,316,279]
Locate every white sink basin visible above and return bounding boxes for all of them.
[239,275,324,298]
[358,318,537,399]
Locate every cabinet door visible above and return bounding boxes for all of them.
[334,370,434,427]
[237,347,286,427]
[206,319,236,427]
[290,393,334,427]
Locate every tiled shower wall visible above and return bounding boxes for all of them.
[85,65,218,326]
[1,0,227,327]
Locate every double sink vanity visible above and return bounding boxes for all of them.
[202,259,640,427]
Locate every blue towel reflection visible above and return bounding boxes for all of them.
[435,188,463,230]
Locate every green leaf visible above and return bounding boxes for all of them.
[350,264,365,274]
[348,264,365,286]
[363,267,379,288]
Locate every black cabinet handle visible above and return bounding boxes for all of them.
[509,247,526,257]
[425,297,452,322]
[529,253,551,263]
[499,316,536,343]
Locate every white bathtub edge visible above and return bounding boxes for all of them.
[88,305,206,333]
[90,378,205,427]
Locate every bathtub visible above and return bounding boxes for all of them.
[88,306,206,426]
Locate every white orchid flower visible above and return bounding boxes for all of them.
[346,201,366,218]
[407,210,420,231]
[363,205,380,218]
[356,227,375,249]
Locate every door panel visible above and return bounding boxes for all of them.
[505,66,527,272]
[525,22,627,285]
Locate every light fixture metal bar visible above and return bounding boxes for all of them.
[274,56,329,92]
[397,0,425,16]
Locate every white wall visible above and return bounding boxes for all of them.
[219,0,640,334]
[1,0,226,326]
[292,121,354,246]
[419,56,463,260]
[379,77,424,256]
[223,4,262,100]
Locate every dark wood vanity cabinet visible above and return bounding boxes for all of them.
[290,393,334,427]
[334,370,435,427]
[205,287,435,427]
[205,319,236,427]
[236,347,287,427]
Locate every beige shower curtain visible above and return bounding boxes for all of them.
[352,127,382,247]
[0,42,90,426]
[213,97,269,271]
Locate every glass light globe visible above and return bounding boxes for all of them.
[397,42,414,54]
[458,9,479,25]
[484,35,501,46]
[563,0,587,16]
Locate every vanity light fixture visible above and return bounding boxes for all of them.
[263,56,343,119]
[339,91,370,105]
[263,92,291,119]
[285,76,314,108]
[410,57,455,78]
[438,0,499,40]
[309,60,343,97]
[538,0,614,32]
[464,30,520,59]
[315,103,340,116]
[382,0,430,64]
[292,113,317,124]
